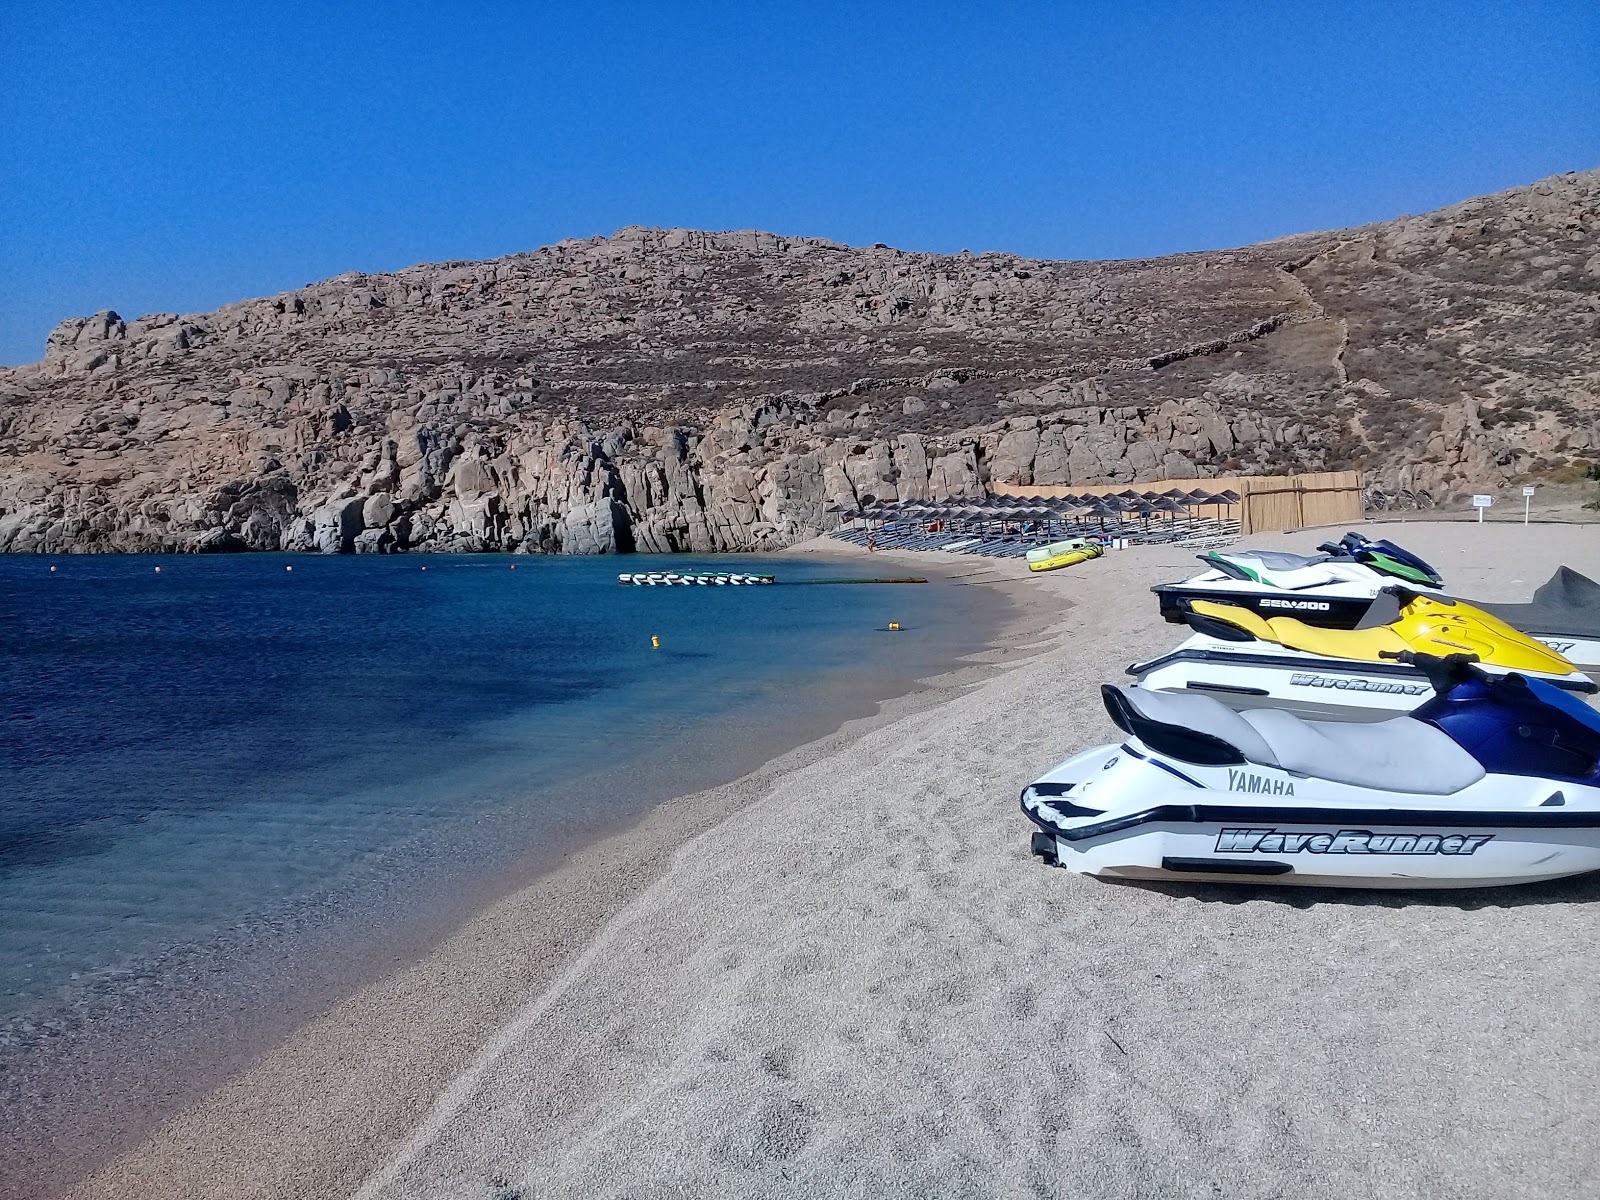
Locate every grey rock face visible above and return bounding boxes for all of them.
[0,170,1595,552]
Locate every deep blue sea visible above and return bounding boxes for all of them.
[0,551,995,1167]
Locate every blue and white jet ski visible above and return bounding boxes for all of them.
[1022,653,1600,888]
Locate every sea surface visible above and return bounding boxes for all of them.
[0,551,998,1180]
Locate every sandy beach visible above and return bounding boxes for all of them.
[51,520,1600,1199]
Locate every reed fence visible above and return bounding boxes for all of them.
[998,469,1365,535]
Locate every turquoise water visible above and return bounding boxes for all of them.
[0,551,995,1177]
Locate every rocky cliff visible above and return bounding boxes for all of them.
[2,169,1596,553]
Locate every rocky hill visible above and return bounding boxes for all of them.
[1,169,1596,553]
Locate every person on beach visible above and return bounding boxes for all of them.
[867,532,877,552]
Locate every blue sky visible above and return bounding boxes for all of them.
[2,1,1595,364]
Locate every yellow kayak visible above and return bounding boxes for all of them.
[1188,593,1580,675]
[1027,539,1104,573]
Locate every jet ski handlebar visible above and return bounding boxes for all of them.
[1378,650,1485,695]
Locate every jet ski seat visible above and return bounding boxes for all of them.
[1106,684,1278,765]
[1237,709,1486,794]
[1108,685,1486,794]
[1203,550,1344,589]
[1209,549,1331,573]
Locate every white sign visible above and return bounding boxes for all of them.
[1523,486,1536,497]
[1472,495,1494,508]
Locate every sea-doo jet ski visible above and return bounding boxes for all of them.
[1466,566,1600,671]
[1131,590,1595,721]
[1022,652,1600,888]
[1152,533,1445,627]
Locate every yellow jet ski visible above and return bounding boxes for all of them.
[1027,538,1103,573]
[1187,592,1578,674]
[1129,589,1597,721]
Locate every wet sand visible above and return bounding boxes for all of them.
[56,522,1600,1199]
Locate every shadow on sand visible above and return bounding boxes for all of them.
[1100,869,1600,911]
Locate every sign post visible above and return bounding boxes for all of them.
[1472,494,1493,524]
[1522,485,1535,525]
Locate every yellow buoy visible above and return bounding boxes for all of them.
[651,635,661,649]
[888,622,900,631]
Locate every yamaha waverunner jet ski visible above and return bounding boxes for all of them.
[1465,566,1600,672]
[1022,652,1600,888]
[1131,590,1596,721]
[1152,532,1445,627]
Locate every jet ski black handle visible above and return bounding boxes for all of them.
[1379,650,1484,695]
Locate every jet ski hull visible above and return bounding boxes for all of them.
[1022,742,1600,888]
[1528,633,1600,672]
[1130,635,1597,722]
[1153,581,1377,627]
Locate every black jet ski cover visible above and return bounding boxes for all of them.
[1469,566,1600,637]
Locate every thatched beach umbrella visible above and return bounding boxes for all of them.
[1151,495,1190,531]
[1080,497,1121,534]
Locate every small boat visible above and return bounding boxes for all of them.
[1022,652,1600,888]
[1131,590,1595,721]
[1027,538,1104,573]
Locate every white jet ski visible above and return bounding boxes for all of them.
[1131,589,1596,721]
[1152,533,1445,628]
[1022,653,1600,889]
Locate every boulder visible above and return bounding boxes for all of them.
[310,497,365,553]
[555,498,631,555]
[363,492,398,528]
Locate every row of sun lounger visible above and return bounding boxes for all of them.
[827,515,1242,558]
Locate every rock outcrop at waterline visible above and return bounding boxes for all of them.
[1,169,1596,553]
